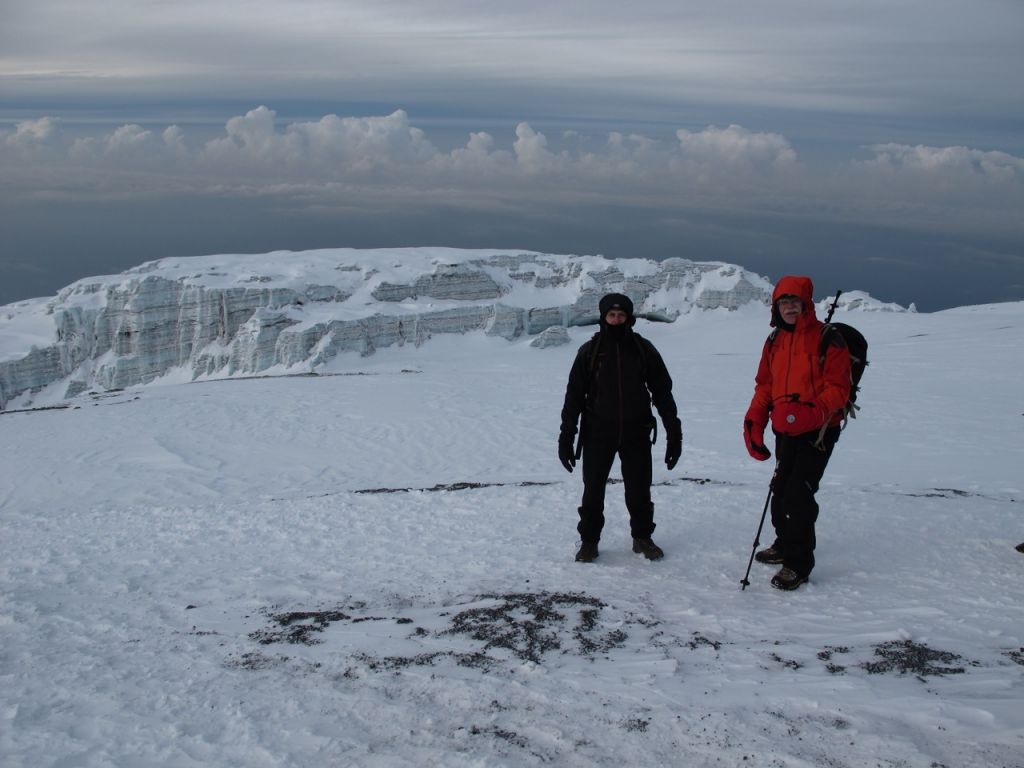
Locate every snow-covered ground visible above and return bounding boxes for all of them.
[1,299,1022,767]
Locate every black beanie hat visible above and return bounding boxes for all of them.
[598,293,636,327]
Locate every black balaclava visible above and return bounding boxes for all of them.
[598,293,635,341]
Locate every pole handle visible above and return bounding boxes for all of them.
[824,290,843,323]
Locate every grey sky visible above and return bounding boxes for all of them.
[2,0,1022,309]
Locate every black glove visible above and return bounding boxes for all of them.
[558,438,576,473]
[665,431,682,471]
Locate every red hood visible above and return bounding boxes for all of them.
[771,275,817,326]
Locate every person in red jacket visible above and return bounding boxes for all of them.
[743,275,851,590]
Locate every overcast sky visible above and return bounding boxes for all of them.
[2,0,1023,310]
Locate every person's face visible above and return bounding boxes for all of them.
[605,309,628,326]
[777,296,803,325]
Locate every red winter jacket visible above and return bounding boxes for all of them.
[747,276,851,432]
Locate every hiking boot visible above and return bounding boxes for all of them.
[575,541,599,563]
[770,567,808,591]
[632,538,664,560]
[754,545,785,564]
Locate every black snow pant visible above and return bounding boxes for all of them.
[577,432,655,543]
[769,427,840,578]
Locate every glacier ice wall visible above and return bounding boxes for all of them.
[1,248,781,409]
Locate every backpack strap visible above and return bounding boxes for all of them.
[817,323,846,365]
[585,332,602,374]
[631,332,650,380]
[633,333,659,445]
[574,333,603,459]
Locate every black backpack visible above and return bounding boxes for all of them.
[820,292,868,425]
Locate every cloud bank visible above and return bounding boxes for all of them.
[3,107,1022,239]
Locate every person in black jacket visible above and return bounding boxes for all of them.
[559,293,682,563]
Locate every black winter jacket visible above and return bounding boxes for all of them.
[560,329,681,448]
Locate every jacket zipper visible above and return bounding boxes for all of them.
[783,331,794,398]
[616,343,624,445]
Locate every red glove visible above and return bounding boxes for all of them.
[771,400,826,436]
[743,407,771,461]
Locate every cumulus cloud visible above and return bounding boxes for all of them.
[1,106,1021,236]
[4,117,60,149]
[512,122,567,175]
[108,124,154,152]
[446,131,513,173]
[162,126,187,155]
[830,143,1024,232]
[675,124,798,174]
[204,106,281,162]
[200,106,441,177]
[860,143,1024,184]
[66,123,182,171]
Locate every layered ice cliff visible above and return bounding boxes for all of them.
[0,248,904,410]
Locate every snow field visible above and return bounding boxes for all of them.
[1,301,1022,766]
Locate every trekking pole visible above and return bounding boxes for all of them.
[740,475,775,590]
